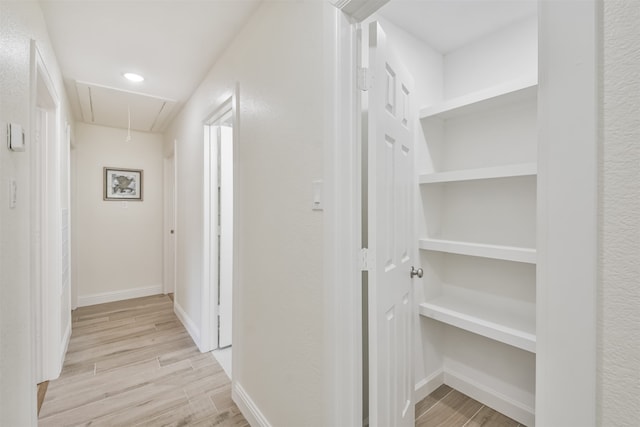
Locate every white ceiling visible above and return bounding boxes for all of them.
[40,0,262,132]
[378,0,537,53]
[40,0,536,132]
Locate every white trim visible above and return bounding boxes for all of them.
[323,4,363,427]
[173,139,178,303]
[77,285,163,307]
[329,0,390,22]
[201,91,238,354]
[414,369,444,403]
[58,319,72,377]
[232,382,273,427]
[70,133,79,311]
[201,118,219,353]
[174,299,201,349]
[163,151,177,296]
[444,369,534,427]
[536,1,598,425]
[30,40,64,384]
[229,84,241,386]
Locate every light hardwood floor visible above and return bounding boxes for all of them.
[39,294,247,427]
[415,385,523,427]
[39,294,520,427]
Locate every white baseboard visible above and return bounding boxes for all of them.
[415,369,444,403]
[77,284,163,307]
[444,369,535,427]
[233,382,272,427]
[174,300,200,349]
[59,320,72,373]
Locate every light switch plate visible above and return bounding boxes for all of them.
[7,123,25,152]
[312,180,323,211]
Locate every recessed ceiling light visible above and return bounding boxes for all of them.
[123,72,144,82]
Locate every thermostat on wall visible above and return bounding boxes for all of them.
[7,123,25,152]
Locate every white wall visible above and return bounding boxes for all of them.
[0,1,72,425]
[443,16,538,99]
[599,0,640,424]
[164,2,326,425]
[74,123,164,306]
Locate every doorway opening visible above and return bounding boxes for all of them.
[350,2,539,425]
[202,93,237,380]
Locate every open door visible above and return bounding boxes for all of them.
[367,21,415,427]
[202,100,235,354]
[218,125,233,348]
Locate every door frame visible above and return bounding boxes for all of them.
[163,145,177,296]
[201,87,239,354]
[30,40,65,382]
[535,2,598,424]
[326,0,599,425]
[323,3,372,426]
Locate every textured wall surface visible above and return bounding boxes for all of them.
[74,123,164,303]
[164,2,326,425]
[0,3,34,425]
[598,0,640,426]
[599,0,640,424]
[0,1,71,425]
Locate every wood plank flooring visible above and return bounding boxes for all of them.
[38,294,247,427]
[416,385,523,427]
[40,294,521,426]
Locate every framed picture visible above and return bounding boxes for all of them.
[104,167,143,201]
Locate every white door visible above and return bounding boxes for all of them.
[218,125,233,348]
[164,153,176,295]
[367,21,415,427]
[203,108,234,352]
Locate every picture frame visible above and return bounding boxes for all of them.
[104,167,143,201]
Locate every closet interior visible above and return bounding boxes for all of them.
[375,2,538,425]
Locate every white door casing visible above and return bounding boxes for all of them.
[31,40,67,382]
[164,152,176,295]
[33,107,45,383]
[202,123,220,352]
[367,21,415,427]
[218,125,234,348]
[202,94,236,353]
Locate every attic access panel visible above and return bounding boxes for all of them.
[75,81,177,132]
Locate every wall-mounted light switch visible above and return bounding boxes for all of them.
[312,180,323,211]
[7,123,25,152]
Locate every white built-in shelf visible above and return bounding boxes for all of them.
[419,76,538,119]
[418,163,537,184]
[419,238,536,264]
[419,296,536,353]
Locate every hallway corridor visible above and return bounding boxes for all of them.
[38,295,247,426]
